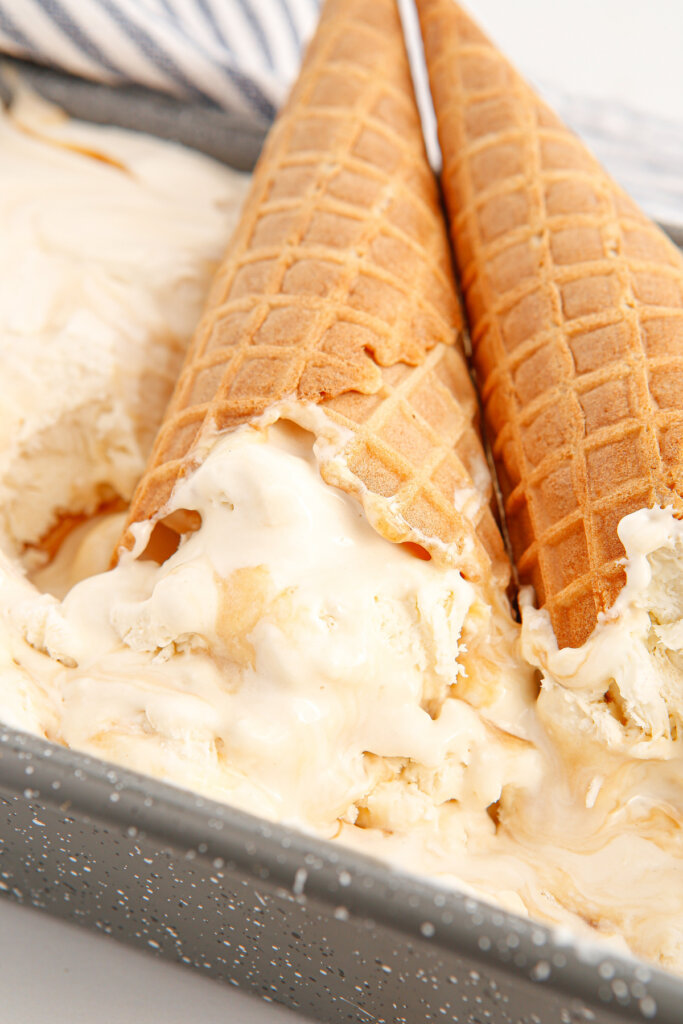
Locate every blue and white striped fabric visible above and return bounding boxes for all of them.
[2,0,683,240]
[0,0,320,124]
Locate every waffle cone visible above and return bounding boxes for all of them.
[416,0,683,646]
[115,0,508,586]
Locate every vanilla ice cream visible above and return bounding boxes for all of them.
[3,418,539,836]
[2,409,682,973]
[0,80,250,562]
[523,507,683,753]
[0,84,682,980]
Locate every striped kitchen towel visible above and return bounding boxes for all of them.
[1,0,681,237]
[0,0,320,125]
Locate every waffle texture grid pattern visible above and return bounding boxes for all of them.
[417,0,683,647]
[120,0,508,586]
[321,343,508,583]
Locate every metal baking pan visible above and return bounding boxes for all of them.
[2,724,681,1023]
[1,58,682,1024]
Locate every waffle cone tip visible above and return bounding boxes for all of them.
[416,0,683,647]
[113,0,509,589]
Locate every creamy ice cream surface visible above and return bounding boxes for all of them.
[0,83,682,980]
[517,508,683,969]
[523,507,683,752]
[5,419,538,834]
[2,409,682,972]
[0,80,250,562]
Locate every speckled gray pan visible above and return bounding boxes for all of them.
[0,725,681,1024]
[0,59,682,1024]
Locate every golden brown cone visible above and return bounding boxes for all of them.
[416,0,683,647]
[115,0,509,586]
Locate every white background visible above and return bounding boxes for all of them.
[2,1,681,1021]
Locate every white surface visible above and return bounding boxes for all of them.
[471,0,683,122]
[0,899,302,1023]
[2,1,682,1021]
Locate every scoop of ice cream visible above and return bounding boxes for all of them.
[0,82,250,562]
[3,419,539,835]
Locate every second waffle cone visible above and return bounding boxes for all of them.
[115,0,508,587]
[417,0,683,647]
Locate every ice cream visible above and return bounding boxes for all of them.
[3,414,538,832]
[0,79,250,564]
[504,509,683,970]
[524,506,683,750]
[3,411,682,972]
